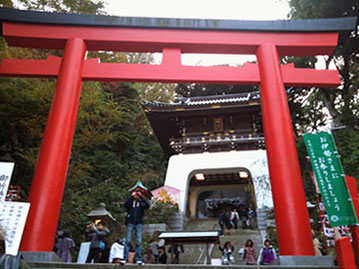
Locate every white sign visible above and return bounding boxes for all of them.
[211,258,222,265]
[0,162,15,201]
[77,242,90,263]
[0,202,30,256]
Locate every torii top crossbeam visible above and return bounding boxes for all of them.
[0,7,355,53]
[0,7,356,86]
[0,7,357,258]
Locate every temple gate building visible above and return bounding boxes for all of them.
[143,92,274,224]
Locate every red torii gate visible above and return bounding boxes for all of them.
[0,7,356,257]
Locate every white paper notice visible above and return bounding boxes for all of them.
[0,202,30,256]
[77,242,90,263]
[0,162,15,202]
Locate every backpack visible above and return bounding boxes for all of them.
[99,241,105,250]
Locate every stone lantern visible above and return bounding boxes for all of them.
[87,202,116,224]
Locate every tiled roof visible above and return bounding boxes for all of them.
[142,92,260,108]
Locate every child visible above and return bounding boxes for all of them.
[257,239,277,265]
[142,248,156,264]
[219,241,235,265]
[242,239,256,265]
[109,239,125,263]
[157,246,167,264]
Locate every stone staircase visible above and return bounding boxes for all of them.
[179,218,263,265]
[211,227,263,265]
[176,218,219,264]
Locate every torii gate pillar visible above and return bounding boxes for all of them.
[257,44,314,255]
[19,38,86,251]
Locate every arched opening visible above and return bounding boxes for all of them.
[186,168,257,219]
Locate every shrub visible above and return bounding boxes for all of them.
[145,199,179,224]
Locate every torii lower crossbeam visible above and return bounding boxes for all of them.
[0,52,340,87]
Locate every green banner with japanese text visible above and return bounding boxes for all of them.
[304,132,357,227]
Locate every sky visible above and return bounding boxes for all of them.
[104,0,333,129]
[104,0,291,66]
[104,0,291,21]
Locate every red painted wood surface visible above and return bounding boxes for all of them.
[256,43,315,255]
[19,38,86,251]
[346,175,359,266]
[336,237,356,269]
[3,22,339,56]
[0,56,340,87]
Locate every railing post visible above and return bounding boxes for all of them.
[346,175,359,265]
[336,237,356,269]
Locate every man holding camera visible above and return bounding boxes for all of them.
[123,189,150,264]
[85,221,108,263]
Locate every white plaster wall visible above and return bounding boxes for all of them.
[164,150,273,213]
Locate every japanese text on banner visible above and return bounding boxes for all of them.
[304,132,357,227]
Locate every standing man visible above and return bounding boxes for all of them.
[218,210,225,236]
[169,243,184,264]
[123,189,150,264]
[239,207,248,229]
[56,232,75,262]
[247,207,255,229]
[230,209,239,229]
[85,221,108,263]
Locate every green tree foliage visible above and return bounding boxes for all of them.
[16,0,106,14]
[146,199,179,224]
[289,0,359,129]
[175,83,256,97]
[0,0,168,247]
[0,35,57,194]
[125,53,177,102]
[0,0,13,8]
[174,60,258,97]
[287,0,359,187]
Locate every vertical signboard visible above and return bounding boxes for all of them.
[0,202,30,256]
[304,132,357,227]
[0,162,15,201]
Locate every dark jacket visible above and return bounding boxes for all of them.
[169,244,184,255]
[86,228,109,249]
[158,251,167,264]
[123,196,150,225]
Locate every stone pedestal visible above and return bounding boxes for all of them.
[167,212,186,231]
[121,223,167,235]
[19,251,61,262]
[256,208,268,230]
[273,255,334,266]
[143,223,167,234]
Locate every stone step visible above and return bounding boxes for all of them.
[180,218,219,264]
[183,218,264,265]
[185,218,219,231]
[212,227,263,266]
[26,261,337,269]
[176,244,203,264]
